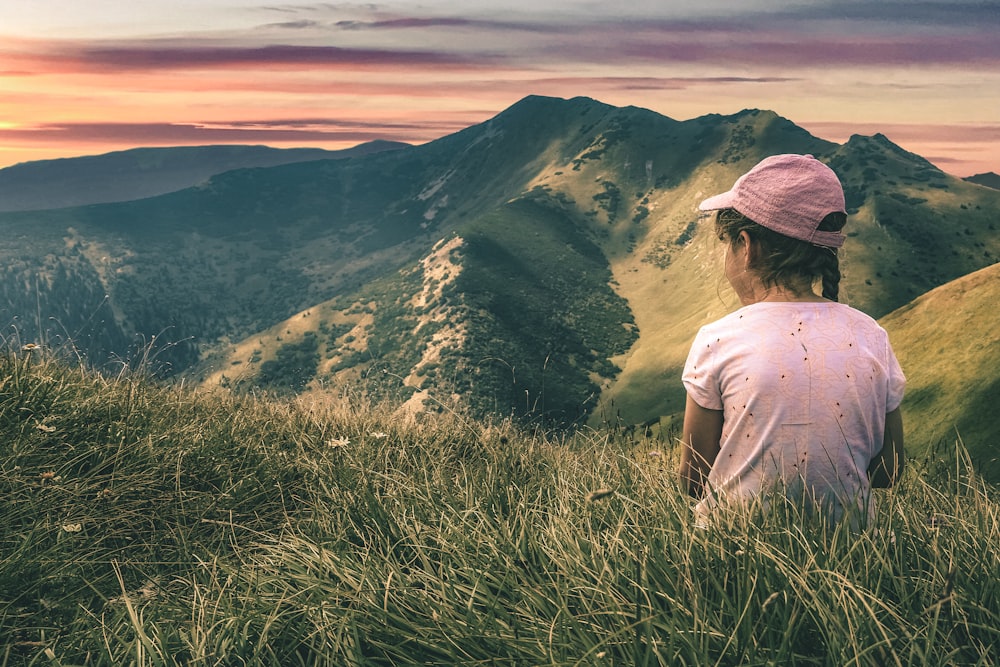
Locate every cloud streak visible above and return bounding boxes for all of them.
[333,16,561,33]
[0,119,473,146]
[30,43,502,71]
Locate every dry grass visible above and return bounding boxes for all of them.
[1,350,997,665]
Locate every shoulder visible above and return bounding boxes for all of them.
[697,305,760,331]
[825,302,888,332]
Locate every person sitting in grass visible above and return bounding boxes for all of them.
[679,153,906,527]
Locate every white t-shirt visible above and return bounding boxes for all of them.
[682,301,905,523]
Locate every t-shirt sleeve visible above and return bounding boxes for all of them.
[682,327,724,411]
[885,339,906,412]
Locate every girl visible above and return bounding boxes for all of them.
[680,154,905,526]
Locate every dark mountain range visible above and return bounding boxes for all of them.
[0,95,997,478]
[964,172,1000,191]
[0,141,408,212]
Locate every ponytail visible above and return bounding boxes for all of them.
[816,212,846,302]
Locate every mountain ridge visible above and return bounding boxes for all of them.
[964,171,1000,190]
[0,95,997,480]
[0,141,409,212]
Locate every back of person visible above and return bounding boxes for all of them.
[684,301,904,523]
[678,154,906,527]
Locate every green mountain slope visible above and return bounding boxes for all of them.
[880,262,1000,482]
[200,195,637,422]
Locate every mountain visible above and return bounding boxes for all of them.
[880,262,1000,482]
[0,141,408,212]
[964,172,1000,191]
[0,95,997,470]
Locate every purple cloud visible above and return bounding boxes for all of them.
[802,121,1000,144]
[259,20,325,29]
[539,27,1000,68]
[62,43,502,71]
[334,16,562,33]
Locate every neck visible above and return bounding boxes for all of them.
[741,281,826,305]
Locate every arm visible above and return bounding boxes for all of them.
[679,394,724,498]
[869,407,904,488]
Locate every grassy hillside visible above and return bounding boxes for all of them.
[1,351,997,664]
[881,262,1000,482]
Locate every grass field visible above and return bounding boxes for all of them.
[1,349,997,665]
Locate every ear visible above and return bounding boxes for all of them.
[737,230,756,268]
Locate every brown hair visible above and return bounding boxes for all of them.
[715,208,847,301]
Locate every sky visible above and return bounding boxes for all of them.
[1,0,999,176]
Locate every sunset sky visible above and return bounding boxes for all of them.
[1,0,998,176]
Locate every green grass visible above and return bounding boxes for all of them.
[1,351,998,665]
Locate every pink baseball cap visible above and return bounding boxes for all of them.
[698,154,847,248]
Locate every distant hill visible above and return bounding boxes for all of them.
[881,262,1000,482]
[964,172,1000,191]
[0,141,408,211]
[0,95,997,476]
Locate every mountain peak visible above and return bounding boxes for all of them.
[499,95,613,118]
[844,132,938,170]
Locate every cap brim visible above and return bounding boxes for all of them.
[698,191,736,211]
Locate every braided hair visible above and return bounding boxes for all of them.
[715,208,846,301]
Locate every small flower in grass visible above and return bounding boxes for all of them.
[35,422,56,433]
[370,431,389,439]
[62,523,83,533]
[595,651,607,659]
[136,578,160,600]
[586,487,614,502]
[39,471,62,483]
[96,488,113,500]
[327,437,350,449]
